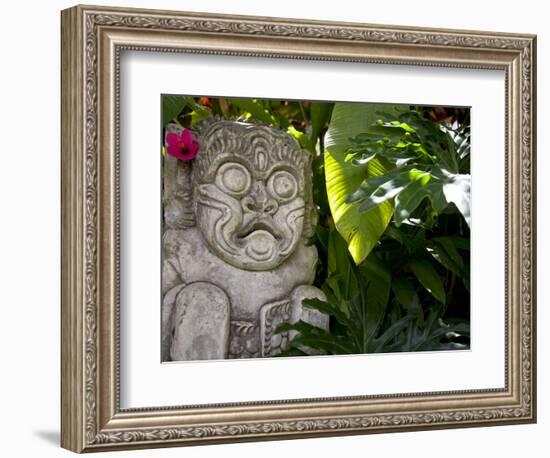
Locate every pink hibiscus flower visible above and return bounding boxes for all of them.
[165,129,199,161]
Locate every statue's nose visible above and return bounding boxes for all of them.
[242,183,278,215]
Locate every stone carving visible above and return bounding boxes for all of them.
[162,119,329,361]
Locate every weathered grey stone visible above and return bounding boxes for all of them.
[170,282,230,361]
[162,119,328,361]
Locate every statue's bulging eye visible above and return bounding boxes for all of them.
[216,162,252,196]
[267,170,298,202]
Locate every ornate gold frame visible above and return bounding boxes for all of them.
[61,4,537,453]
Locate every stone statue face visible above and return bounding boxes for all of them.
[196,158,305,270]
[194,122,310,271]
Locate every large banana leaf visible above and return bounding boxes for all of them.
[324,103,401,264]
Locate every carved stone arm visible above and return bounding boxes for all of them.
[259,285,329,357]
[162,282,231,361]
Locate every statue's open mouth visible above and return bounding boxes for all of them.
[237,220,282,241]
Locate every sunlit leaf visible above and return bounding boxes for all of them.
[355,169,431,214]
[442,174,471,226]
[324,103,404,264]
[380,120,416,133]
[394,179,430,226]
[287,126,314,151]
[190,106,210,125]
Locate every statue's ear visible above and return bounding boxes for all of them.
[163,123,196,229]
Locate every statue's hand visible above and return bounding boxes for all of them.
[259,285,329,357]
[162,282,230,362]
[289,285,329,331]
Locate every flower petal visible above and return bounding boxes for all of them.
[166,144,184,158]
[181,129,192,144]
[166,144,178,155]
[165,132,181,146]
[188,140,199,156]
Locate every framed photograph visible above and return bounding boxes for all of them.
[61,4,537,453]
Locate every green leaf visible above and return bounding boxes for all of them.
[359,254,391,345]
[429,237,465,275]
[310,102,334,146]
[231,98,279,126]
[324,103,403,264]
[372,316,413,352]
[276,320,354,354]
[287,126,314,151]
[409,259,446,304]
[189,106,210,125]
[429,237,469,291]
[355,169,430,214]
[312,154,330,217]
[380,120,416,133]
[275,347,309,357]
[162,95,190,126]
[445,236,470,251]
[442,174,471,226]
[425,182,448,213]
[327,229,358,300]
[392,275,417,309]
[322,277,344,311]
[394,179,430,226]
[302,297,350,326]
[313,224,329,255]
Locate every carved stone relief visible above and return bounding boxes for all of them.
[162,119,328,360]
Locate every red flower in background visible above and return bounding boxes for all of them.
[165,129,199,161]
[198,97,212,107]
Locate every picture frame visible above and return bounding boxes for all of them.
[60,4,537,453]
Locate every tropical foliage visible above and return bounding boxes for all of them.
[162,95,471,356]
